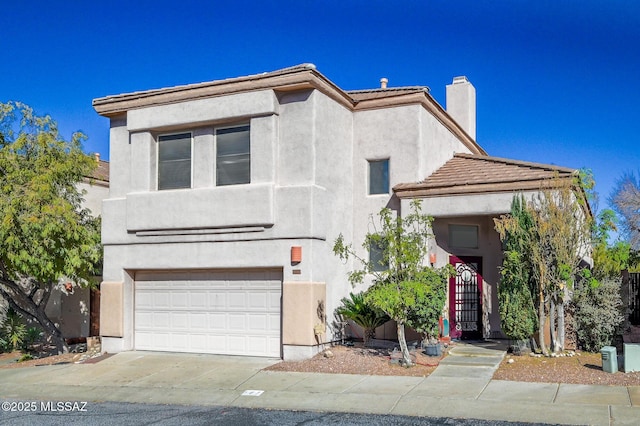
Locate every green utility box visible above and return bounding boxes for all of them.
[601,346,618,373]
[624,343,640,372]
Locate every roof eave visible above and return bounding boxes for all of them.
[394,178,566,198]
[93,66,355,117]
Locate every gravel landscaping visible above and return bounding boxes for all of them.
[3,340,640,387]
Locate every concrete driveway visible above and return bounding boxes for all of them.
[2,348,640,425]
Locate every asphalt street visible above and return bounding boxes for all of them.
[0,401,553,426]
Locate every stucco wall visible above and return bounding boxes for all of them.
[100,87,358,356]
[44,285,91,338]
[431,215,504,337]
[44,177,107,340]
[78,181,108,217]
[99,83,488,357]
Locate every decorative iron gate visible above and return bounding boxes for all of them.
[449,256,483,339]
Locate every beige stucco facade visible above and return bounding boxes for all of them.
[43,163,109,339]
[93,64,581,359]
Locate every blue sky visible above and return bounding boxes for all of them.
[2,1,638,217]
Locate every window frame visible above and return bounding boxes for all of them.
[369,237,389,272]
[368,158,390,195]
[156,131,193,191]
[215,124,251,187]
[448,224,479,249]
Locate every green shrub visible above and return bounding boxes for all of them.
[404,269,448,342]
[337,292,390,345]
[18,353,33,362]
[21,327,41,351]
[498,251,537,341]
[1,308,26,351]
[572,277,625,352]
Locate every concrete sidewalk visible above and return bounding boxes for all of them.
[1,345,639,425]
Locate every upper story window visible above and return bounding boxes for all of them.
[216,125,250,186]
[368,159,389,195]
[449,224,479,248]
[158,132,192,190]
[369,238,388,272]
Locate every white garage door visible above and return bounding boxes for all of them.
[134,269,281,357]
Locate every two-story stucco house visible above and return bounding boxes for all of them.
[93,64,579,360]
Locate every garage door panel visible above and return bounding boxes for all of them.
[209,293,226,309]
[227,313,246,330]
[135,269,281,357]
[247,314,267,331]
[227,292,247,309]
[154,292,171,308]
[189,334,207,351]
[190,313,207,330]
[208,312,227,329]
[268,314,280,332]
[172,292,189,308]
[190,292,207,307]
[171,312,189,329]
[228,336,246,352]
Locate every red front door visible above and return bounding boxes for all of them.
[449,256,483,340]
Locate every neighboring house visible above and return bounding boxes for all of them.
[44,155,109,339]
[92,64,587,360]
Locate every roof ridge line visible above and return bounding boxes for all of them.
[453,153,577,173]
[346,86,429,93]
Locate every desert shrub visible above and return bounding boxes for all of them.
[21,327,42,351]
[572,277,625,352]
[498,251,537,341]
[1,308,26,351]
[337,292,389,345]
[404,269,448,342]
[18,353,33,362]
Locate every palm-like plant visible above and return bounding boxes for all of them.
[1,308,26,351]
[337,292,390,345]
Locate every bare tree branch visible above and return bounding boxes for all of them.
[611,172,640,250]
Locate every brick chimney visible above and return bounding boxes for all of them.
[446,76,476,140]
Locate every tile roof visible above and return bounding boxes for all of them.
[92,63,331,114]
[346,86,429,102]
[394,153,576,197]
[84,159,109,185]
[93,64,485,156]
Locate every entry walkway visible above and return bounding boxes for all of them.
[0,345,638,425]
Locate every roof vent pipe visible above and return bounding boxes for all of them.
[380,78,388,89]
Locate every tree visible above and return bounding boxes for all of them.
[530,177,592,353]
[494,196,538,344]
[333,200,452,366]
[494,176,592,355]
[0,102,102,354]
[591,209,635,279]
[611,172,640,250]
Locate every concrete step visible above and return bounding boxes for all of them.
[440,355,504,367]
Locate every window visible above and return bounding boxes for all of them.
[158,132,192,190]
[216,125,250,186]
[449,224,479,248]
[370,238,388,272]
[368,159,389,195]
